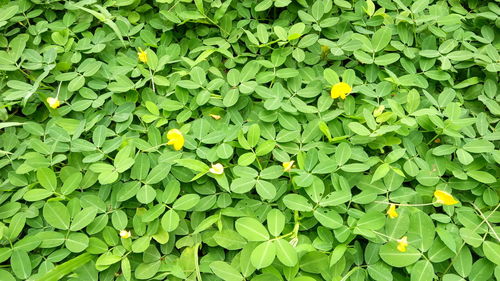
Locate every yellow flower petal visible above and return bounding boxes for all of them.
[386,204,398,219]
[331,82,352,100]
[283,160,294,172]
[209,114,221,120]
[209,163,224,175]
[138,48,148,63]
[396,236,408,252]
[434,190,459,205]
[166,129,184,151]
[373,105,385,117]
[46,97,60,109]
[119,230,131,239]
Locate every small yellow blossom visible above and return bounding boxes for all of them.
[386,204,398,219]
[119,230,131,239]
[283,160,294,172]
[166,129,184,151]
[209,163,224,175]
[331,82,352,99]
[434,190,459,205]
[47,97,61,109]
[321,45,330,58]
[209,114,221,120]
[138,48,148,63]
[373,105,385,117]
[396,236,408,252]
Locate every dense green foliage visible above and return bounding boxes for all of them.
[0,0,499,280]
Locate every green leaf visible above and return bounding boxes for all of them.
[65,232,89,253]
[9,34,28,61]
[174,159,209,172]
[320,190,351,206]
[357,211,385,231]
[132,236,151,253]
[11,250,31,279]
[411,260,434,281]
[371,163,390,183]
[35,253,94,281]
[96,252,122,266]
[411,0,429,13]
[483,241,500,265]
[267,209,285,237]
[463,140,494,153]
[43,201,70,230]
[255,0,273,12]
[255,180,276,200]
[209,261,243,281]
[0,269,15,281]
[172,194,200,210]
[68,75,85,92]
[466,170,496,184]
[372,27,392,52]
[453,247,472,277]
[37,168,57,192]
[341,163,371,172]
[367,263,392,281]
[408,211,435,251]
[231,178,256,193]
[335,142,351,166]
[23,189,53,201]
[235,217,270,241]
[459,228,483,248]
[136,185,156,204]
[0,5,18,22]
[283,194,313,212]
[70,207,97,231]
[213,230,247,250]
[348,122,371,136]
[324,68,340,85]
[238,152,256,166]
[299,251,329,273]
[374,53,400,65]
[247,124,261,148]
[314,208,343,229]
[250,241,276,269]
[379,242,421,267]
[255,140,276,156]
[145,165,171,184]
[161,210,180,232]
[275,239,298,267]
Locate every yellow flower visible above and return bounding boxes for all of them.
[434,190,459,205]
[119,230,131,239]
[47,97,60,109]
[396,236,408,252]
[209,114,221,120]
[166,129,184,151]
[138,48,148,63]
[373,105,385,117]
[283,160,294,172]
[331,82,352,99]
[209,163,224,175]
[386,204,398,219]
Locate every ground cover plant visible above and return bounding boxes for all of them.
[0,0,499,280]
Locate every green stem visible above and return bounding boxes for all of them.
[374,201,435,207]
[193,243,202,281]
